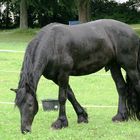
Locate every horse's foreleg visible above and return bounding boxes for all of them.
[67,85,88,123]
[51,72,69,129]
[110,64,128,122]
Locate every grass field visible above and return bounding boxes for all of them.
[1,24,140,140]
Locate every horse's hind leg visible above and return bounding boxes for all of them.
[67,85,88,123]
[110,64,128,122]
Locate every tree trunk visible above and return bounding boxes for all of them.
[5,1,9,29]
[0,4,1,28]
[20,0,28,29]
[77,0,91,23]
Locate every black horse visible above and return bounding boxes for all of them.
[11,19,140,134]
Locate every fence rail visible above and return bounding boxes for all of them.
[0,50,24,53]
[0,101,117,108]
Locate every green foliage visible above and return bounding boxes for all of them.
[91,0,140,24]
[1,0,140,29]
[0,0,77,28]
[28,0,77,26]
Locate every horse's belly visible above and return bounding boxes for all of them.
[71,60,107,76]
[71,66,103,76]
[70,50,113,76]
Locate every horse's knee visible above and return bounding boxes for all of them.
[115,81,126,95]
[117,82,125,89]
[119,83,126,89]
[58,87,67,105]
[59,95,67,104]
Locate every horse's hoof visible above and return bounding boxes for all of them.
[51,118,68,129]
[78,113,88,123]
[78,116,88,123]
[112,113,128,122]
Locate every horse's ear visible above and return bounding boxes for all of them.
[10,88,18,93]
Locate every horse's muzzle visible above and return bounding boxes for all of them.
[21,126,31,134]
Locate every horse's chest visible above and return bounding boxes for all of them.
[43,68,59,80]
[43,59,60,80]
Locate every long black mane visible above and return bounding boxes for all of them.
[15,23,56,107]
[15,40,40,106]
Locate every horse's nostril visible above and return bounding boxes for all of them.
[21,127,31,134]
[22,129,31,134]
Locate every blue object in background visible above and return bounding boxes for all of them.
[69,21,80,25]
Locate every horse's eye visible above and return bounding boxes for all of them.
[28,103,33,107]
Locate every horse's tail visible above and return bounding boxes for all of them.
[125,74,140,120]
[125,38,140,120]
[138,38,140,73]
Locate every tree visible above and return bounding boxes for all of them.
[129,0,140,3]
[2,0,140,29]
[91,0,140,24]
[20,0,28,29]
[128,0,140,9]
[76,0,91,23]
[28,0,77,26]
[0,0,14,29]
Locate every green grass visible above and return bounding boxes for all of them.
[0,25,140,139]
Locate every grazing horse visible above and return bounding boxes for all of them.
[11,19,140,134]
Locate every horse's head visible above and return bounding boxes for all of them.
[10,83,38,134]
